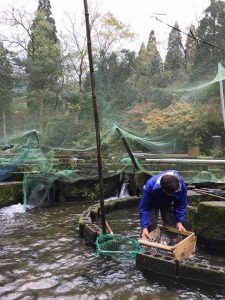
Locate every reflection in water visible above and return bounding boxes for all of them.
[0,203,224,300]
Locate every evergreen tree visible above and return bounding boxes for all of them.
[135,31,164,103]
[146,31,163,76]
[27,0,62,123]
[95,49,137,115]
[184,24,196,72]
[146,30,163,86]
[0,43,13,139]
[135,42,147,81]
[192,0,225,80]
[134,43,148,101]
[106,49,136,106]
[36,0,58,42]
[164,22,185,82]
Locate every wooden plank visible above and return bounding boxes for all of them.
[160,225,193,236]
[172,233,197,260]
[173,232,195,248]
[138,226,196,260]
[138,239,173,251]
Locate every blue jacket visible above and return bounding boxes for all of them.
[139,170,187,229]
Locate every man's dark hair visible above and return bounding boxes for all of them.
[160,174,179,193]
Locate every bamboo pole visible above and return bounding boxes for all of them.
[83,0,106,234]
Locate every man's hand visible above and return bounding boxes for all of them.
[141,227,149,239]
[176,222,186,232]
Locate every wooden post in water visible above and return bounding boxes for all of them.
[83,0,106,234]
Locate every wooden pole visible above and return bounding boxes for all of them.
[83,0,106,234]
[105,221,113,234]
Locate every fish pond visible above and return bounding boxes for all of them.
[0,202,225,300]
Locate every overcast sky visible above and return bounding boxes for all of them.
[0,0,211,54]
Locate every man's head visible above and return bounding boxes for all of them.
[160,174,179,196]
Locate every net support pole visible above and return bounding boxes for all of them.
[218,63,225,129]
[83,0,106,234]
[116,127,140,171]
[219,80,225,129]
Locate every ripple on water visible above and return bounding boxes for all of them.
[0,282,18,296]
[55,281,75,294]
[0,292,23,300]
[18,277,60,292]
[0,274,11,287]
[39,297,93,300]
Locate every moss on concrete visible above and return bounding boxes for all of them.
[0,182,23,208]
[56,174,120,201]
[184,205,198,231]
[194,201,225,250]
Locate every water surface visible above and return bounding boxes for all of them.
[0,202,224,300]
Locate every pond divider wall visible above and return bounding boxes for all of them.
[0,168,223,208]
[79,196,225,290]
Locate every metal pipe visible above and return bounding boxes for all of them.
[219,79,225,129]
[83,0,106,234]
[193,188,225,201]
[145,158,225,165]
[218,63,225,129]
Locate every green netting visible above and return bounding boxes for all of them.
[95,233,144,263]
[187,171,225,185]
[1,0,225,208]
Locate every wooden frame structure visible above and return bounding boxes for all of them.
[138,225,197,260]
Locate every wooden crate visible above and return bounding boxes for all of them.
[138,225,197,260]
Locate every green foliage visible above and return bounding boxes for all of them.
[209,146,224,158]
[184,24,196,72]
[146,30,163,80]
[95,49,137,115]
[37,0,58,42]
[27,10,61,90]
[192,0,225,81]
[37,109,97,149]
[0,43,12,107]
[135,31,164,103]
[0,43,13,138]
[142,99,223,150]
[82,184,99,200]
[164,22,185,83]
[27,6,62,124]
[1,1,225,162]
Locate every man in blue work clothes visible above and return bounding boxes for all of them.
[139,170,187,239]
